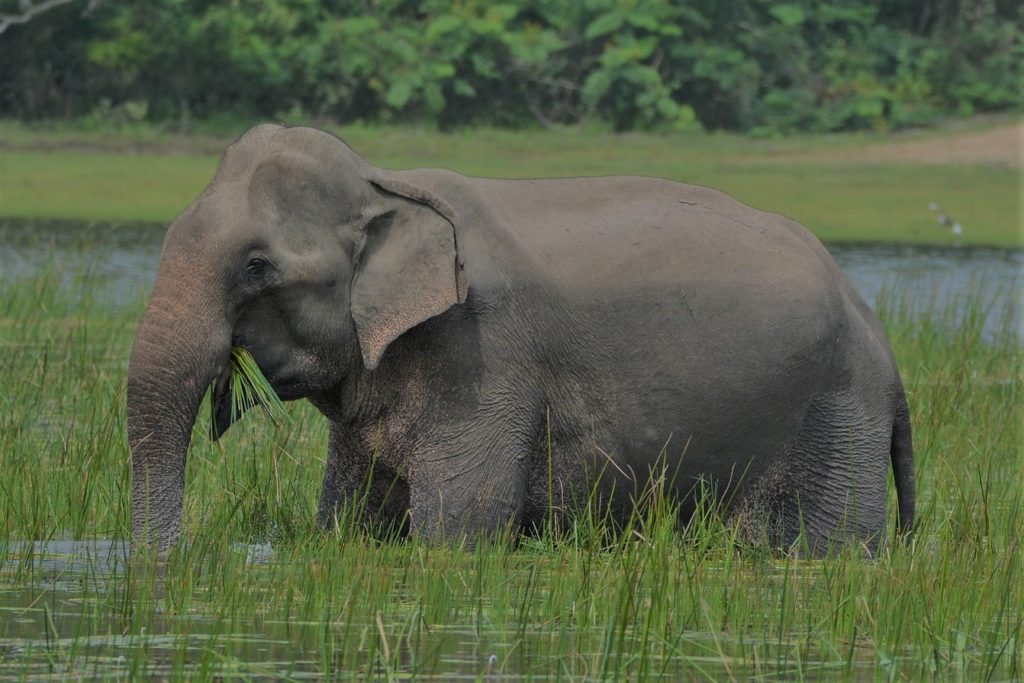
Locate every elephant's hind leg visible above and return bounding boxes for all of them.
[731,391,892,556]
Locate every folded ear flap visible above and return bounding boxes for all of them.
[351,177,468,370]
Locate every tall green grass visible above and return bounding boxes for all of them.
[0,260,1020,679]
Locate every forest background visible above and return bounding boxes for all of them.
[2,0,1022,135]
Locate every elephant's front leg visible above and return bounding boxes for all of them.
[317,422,410,537]
[408,441,529,542]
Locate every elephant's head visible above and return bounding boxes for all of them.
[127,125,467,550]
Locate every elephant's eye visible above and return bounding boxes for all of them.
[245,257,270,279]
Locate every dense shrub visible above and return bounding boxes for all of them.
[0,0,1021,133]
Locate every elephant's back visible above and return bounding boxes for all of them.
[472,175,836,299]
[412,170,883,375]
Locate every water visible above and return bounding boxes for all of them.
[828,241,1022,338]
[0,541,908,680]
[0,220,162,311]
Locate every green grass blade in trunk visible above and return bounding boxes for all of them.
[209,347,287,429]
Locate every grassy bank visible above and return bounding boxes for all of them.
[1,119,1021,247]
[1,252,1020,678]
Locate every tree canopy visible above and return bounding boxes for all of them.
[1,0,1021,133]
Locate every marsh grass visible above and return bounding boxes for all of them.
[0,261,1021,680]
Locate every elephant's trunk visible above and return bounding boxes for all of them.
[127,278,230,551]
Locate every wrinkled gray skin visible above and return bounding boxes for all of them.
[128,124,914,554]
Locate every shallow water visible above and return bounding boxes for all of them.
[0,540,914,680]
[828,241,1022,338]
[0,539,276,576]
[0,220,162,310]
[1,220,1020,337]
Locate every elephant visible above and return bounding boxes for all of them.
[127,124,915,554]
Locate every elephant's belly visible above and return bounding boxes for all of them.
[611,380,808,497]
[559,284,845,509]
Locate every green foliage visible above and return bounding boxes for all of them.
[0,0,1021,132]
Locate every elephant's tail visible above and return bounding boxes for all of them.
[891,389,915,540]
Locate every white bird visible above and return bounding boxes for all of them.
[929,203,964,237]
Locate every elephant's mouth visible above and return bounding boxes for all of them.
[209,349,290,440]
[209,364,237,441]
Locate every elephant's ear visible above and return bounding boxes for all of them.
[351,176,468,370]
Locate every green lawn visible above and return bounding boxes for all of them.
[1,121,1021,247]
